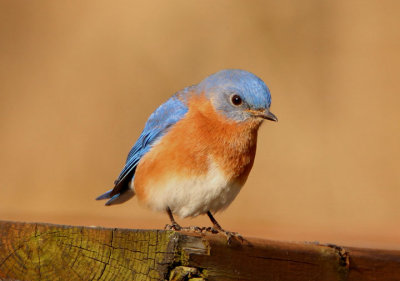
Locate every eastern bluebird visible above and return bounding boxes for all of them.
[96,69,277,236]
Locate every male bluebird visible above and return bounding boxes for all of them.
[96,69,277,237]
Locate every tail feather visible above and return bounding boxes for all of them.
[96,187,135,206]
[96,174,135,206]
[96,189,113,200]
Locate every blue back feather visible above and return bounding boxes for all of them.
[117,93,188,183]
[96,92,188,204]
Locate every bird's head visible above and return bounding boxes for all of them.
[197,69,277,123]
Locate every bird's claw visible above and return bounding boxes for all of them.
[201,227,244,244]
[165,224,244,244]
[183,225,203,232]
[201,226,219,234]
[224,231,244,244]
[164,223,182,231]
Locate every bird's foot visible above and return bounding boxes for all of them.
[164,223,182,231]
[201,227,244,244]
[222,230,244,244]
[201,226,220,234]
[181,225,203,233]
[165,224,206,233]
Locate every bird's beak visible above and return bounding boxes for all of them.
[248,109,278,122]
[261,110,278,122]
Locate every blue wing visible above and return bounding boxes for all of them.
[96,91,189,205]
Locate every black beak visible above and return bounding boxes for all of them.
[262,111,278,122]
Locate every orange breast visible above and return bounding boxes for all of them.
[134,93,262,201]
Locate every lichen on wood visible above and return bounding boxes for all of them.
[1,220,400,281]
[0,221,177,281]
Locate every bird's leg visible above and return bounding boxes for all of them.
[164,207,182,231]
[207,211,223,231]
[206,211,244,243]
[164,208,202,232]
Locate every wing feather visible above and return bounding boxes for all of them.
[96,91,189,205]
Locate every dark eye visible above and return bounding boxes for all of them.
[231,94,242,106]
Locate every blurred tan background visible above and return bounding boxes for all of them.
[1,1,399,250]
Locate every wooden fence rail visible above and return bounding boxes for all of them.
[0,220,399,281]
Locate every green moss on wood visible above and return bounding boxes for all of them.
[0,221,177,281]
[1,220,400,281]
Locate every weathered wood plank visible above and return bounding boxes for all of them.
[0,221,177,281]
[0,220,399,281]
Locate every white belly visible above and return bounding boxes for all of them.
[142,161,243,218]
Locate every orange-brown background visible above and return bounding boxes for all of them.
[1,1,399,250]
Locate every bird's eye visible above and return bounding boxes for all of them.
[231,94,242,106]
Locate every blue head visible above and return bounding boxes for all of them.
[198,69,277,123]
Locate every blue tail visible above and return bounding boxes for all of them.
[96,187,135,206]
[96,189,113,200]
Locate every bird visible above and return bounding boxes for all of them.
[96,69,277,238]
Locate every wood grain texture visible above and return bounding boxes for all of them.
[0,220,399,281]
[0,221,177,281]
